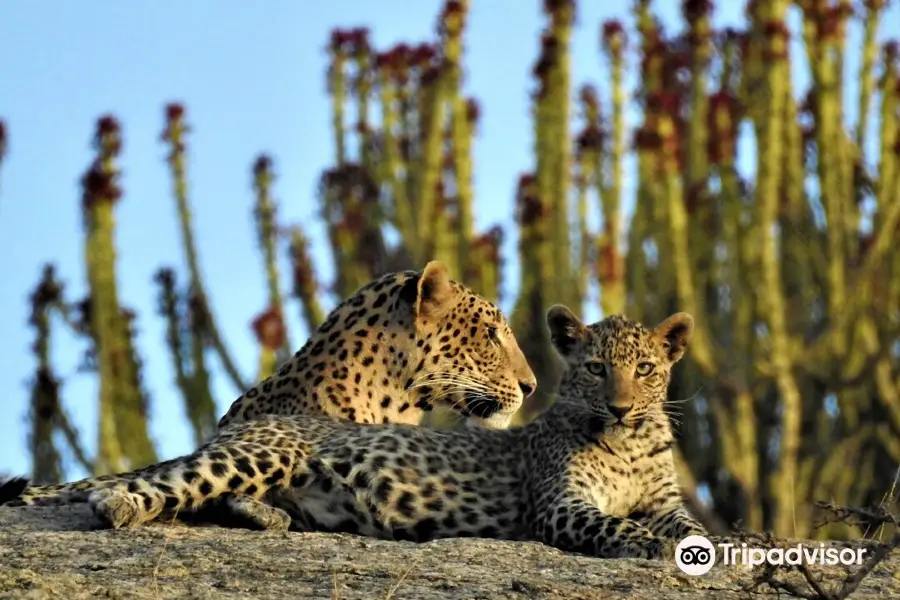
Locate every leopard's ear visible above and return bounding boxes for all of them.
[546,304,586,358]
[652,312,694,364]
[414,261,455,320]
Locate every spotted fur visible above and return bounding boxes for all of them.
[219,260,536,430]
[1,308,704,560]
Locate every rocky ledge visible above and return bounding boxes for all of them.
[0,505,896,599]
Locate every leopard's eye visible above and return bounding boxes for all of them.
[585,362,607,378]
[486,326,499,342]
[635,362,655,377]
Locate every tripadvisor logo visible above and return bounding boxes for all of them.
[675,535,868,576]
[675,535,716,575]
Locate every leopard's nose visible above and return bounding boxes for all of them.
[518,380,536,398]
[608,404,633,419]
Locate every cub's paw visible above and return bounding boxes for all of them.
[655,537,679,561]
[89,488,147,529]
[616,535,671,560]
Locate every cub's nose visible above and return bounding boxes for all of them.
[608,404,633,419]
[518,380,536,398]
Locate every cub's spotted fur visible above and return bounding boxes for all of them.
[2,307,704,560]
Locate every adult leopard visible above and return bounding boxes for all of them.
[3,260,536,508]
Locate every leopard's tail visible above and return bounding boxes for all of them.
[0,459,183,507]
[0,474,132,507]
[0,477,29,505]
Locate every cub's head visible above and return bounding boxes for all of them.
[546,305,693,429]
[404,261,536,429]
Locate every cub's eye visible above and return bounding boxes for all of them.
[635,362,655,376]
[486,326,499,342]
[585,362,607,377]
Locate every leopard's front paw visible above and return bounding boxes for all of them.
[614,535,671,559]
[89,488,146,529]
[638,536,678,560]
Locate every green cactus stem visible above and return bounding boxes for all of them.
[27,265,64,484]
[599,21,628,316]
[288,227,325,333]
[161,104,249,393]
[81,115,156,474]
[252,154,292,360]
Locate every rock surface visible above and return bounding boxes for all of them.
[0,505,897,599]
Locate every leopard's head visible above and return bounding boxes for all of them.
[546,305,693,430]
[404,261,536,429]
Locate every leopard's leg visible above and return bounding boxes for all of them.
[535,495,668,559]
[169,495,294,531]
[220,496,292,531]
[635,502,706,540]
[89,426,311,529]
[630,468,707,540]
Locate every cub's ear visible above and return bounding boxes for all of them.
[653,312,694,364]
[546,304,586,358]
[414,261,454,320]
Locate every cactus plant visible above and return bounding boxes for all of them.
[8,0,899,541]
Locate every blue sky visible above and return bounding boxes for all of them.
[0,1,896,479]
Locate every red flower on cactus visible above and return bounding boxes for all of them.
[515,174,544,225]
[543,0,576,21]
[411,43,437,66]
[339,206,367,236]
[421,64,442,86]
[165,103,185,122]
[466,97,481,125]
[348,27,371,57]
[95,115,123,155]
[30,265,63,311]
[253,154,273,177]
[441,0,466,36]
[817,6,842,42]
[81,161,122,210]
[485,225,504,246]
[251,306,286,352]
[444,0,464,17]
[761,20,791,60]
[97,114,120,136]
[634,123,663,153]
[154,268,176,290]
[576,124,604,154]
[682,0,714,24]
[330,29,351,53]
[601,20,627,58]
[595,237,622,284]
[647,90,680,116]
[684,181,708,216]
[532,33,559,82]
[376,46,407,73]
[160,103,189,146]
